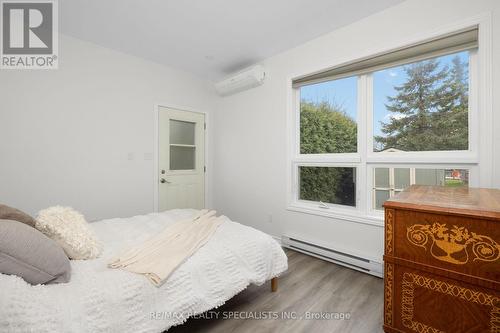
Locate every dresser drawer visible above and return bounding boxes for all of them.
[384,263,500,333]
[385,208,500,285]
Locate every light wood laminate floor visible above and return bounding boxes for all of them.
[169,249,384,333]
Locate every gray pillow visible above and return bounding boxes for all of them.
[0,219,71,285]
[0,204,37,227]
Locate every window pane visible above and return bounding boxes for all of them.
[170,146,195,170]
[415,168,444,186]
[444,169,469,187]
[300,76,357,154]
[170,120,195,145]
[394,168,410,189]
[373,167,469,210]
[375,190,390,210]
[415,168,469,187]
[375,168,390,188]
[299,166,356,207]
[373,51,469,152]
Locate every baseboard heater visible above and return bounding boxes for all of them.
[281,235,383,278]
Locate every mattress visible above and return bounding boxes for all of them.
[0,209,288,333]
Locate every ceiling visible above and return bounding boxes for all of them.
[60,0,404,81]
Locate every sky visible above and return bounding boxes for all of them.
[300,51,469,140]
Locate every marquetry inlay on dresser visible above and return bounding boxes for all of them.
[383,185,500,333]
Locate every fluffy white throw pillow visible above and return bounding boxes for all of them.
[36,206,102,260]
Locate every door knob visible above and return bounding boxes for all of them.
[160,178,171,184]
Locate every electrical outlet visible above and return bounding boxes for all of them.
[266,214,273,224]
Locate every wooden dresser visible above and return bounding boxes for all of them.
[383,185,500,333]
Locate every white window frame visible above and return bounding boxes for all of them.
[286,14,492,227]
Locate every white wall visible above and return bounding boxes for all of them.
[213,0,500,261]
[0,35,217,220]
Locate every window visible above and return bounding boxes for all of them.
[300,77,357,154]
[169,120,196,170]
[373,52,469,152]
[296,75,359,210]
[373,168,469,209]
[289,26,483,223]
[299,166,356,207]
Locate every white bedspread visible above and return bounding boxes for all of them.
[0,209,288,333]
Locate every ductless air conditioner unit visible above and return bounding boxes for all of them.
[281,234,383,277]
[215,65,265,96]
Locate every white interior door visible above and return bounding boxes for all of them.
[158,107,205,211]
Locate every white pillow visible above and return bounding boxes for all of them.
[35,206,102,260]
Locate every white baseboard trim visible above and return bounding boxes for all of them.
[269,234,282,245]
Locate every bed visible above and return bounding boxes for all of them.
[0,209,288,333]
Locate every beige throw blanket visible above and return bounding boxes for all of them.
[108,210,223,286]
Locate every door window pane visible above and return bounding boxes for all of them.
[373,51,469,152]
[170,120,195,145]
[170,146,195,170]
[299,166,356,207]
[299,76,357,154]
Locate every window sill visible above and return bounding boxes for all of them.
[287,203,384,227]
